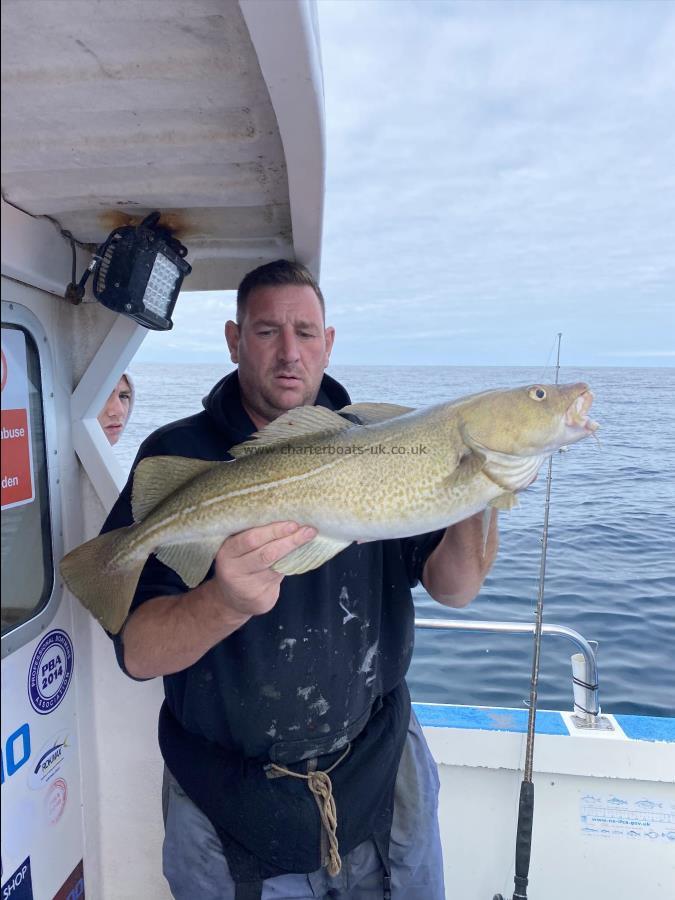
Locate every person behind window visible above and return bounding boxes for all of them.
[97,373,134,446]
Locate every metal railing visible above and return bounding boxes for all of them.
[414,618,600,719]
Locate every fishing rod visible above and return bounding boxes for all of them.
[492,333,562,900]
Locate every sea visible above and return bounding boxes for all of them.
[117,365,675,719]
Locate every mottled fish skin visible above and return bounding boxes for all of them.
[119,404,467,562]
[122,381,595,557]
[60,382,598,633]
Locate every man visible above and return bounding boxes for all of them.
[103,260,498,900]
[97,373,134,445]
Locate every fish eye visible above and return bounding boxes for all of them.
[528,387,547,401]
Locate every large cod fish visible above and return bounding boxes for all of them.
[61,382,598,633]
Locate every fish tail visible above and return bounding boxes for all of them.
[60,526,145,634]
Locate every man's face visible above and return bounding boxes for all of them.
[225,284,335,427]
[97,375,131,445]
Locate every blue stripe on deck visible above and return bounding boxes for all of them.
[614,714,675,743]
[413,704,675,742]
[413,703,568,735]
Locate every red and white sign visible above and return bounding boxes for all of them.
[1,327,35,509]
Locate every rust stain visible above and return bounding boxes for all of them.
[98,209,191,239]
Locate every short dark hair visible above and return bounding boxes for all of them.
[236,259,325,322]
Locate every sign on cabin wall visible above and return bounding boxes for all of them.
[1,328,35,510]
[1,611,85,899]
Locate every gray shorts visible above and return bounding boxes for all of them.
[162,710,445,899]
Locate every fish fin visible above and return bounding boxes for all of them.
[489,492,519,510]
[229,407,353,458]
[481,507,493,557]
[338,402,415,425]
[132,456,221,523]
[60,526,143,634]
[154,538,223,588]
[442,449,486,490]
[272,535,351,576]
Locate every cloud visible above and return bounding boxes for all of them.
[316,0,675,365]
[136,290,235,362]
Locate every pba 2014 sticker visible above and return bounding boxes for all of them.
[27,630,74,715]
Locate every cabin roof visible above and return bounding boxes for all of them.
[1,0,325,289]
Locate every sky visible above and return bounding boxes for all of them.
[138,0,675,367]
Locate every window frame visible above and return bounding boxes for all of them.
[1,299,63,658]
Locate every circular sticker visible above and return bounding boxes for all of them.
[45,777,68,825]
[28,630,74,714]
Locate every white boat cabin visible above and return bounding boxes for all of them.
[1,3,673,898]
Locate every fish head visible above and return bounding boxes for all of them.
[459,382,599,457]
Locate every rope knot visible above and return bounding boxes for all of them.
[306,770,340,875]
[268,744,351,878]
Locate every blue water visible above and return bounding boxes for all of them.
[118,365,675,718]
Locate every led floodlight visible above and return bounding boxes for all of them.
[65,211,192,330]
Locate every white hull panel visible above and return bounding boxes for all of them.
[420,704,675,899]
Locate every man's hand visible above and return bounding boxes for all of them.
[122,521,316,679]
[212,521,317,618]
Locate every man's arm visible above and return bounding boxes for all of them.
[422,509,498,608]
[122,521,316,679]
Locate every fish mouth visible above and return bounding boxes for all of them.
[564,389,599,434]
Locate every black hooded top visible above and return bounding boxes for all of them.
[104,371,443,765]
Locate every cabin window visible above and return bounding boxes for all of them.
[1,324,54,637]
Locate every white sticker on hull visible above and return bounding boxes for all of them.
[580,792,675,842]
[27,730,69,790]
[44,777,68,826]
[27,631,73,715]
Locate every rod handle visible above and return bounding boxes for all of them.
[514,780,534,886]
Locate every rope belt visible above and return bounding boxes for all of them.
[267,744,351,877]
